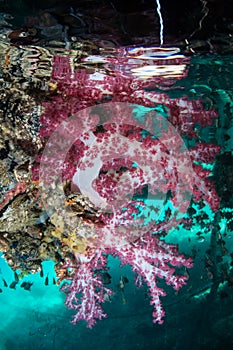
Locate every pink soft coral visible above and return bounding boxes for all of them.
[36,50,220,327]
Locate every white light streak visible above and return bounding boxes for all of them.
[155,0,164,46]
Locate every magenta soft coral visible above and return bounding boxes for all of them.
[62,235,192,327]
[61,250,113,328]
[35,52,221,328]
[110,233,193,324]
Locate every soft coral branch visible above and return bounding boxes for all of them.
[36,51,220,328]
[61,250,112,328]
[110,233,193,324]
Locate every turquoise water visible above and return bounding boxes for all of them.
[0,2,233,349]
[0,51,233,349]
[0,222,233,350]
[0,54,233,349]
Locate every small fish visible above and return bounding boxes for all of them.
[21,281,33,291]
[197,236,205,243]
[100,272,111,285]
[121,276,129,284]
[184,267,190,278]
[14,271,19,282]
[165,208,172,219]
[40,269,44,278]
[24,282,33,291]
[119,276,129,289]
[52,277,56,285]
[9,281,18,289]
[2,278,8,287]
[0,288,2,293]
[45,274,49,286]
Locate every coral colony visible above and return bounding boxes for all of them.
[31,46,221,328]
